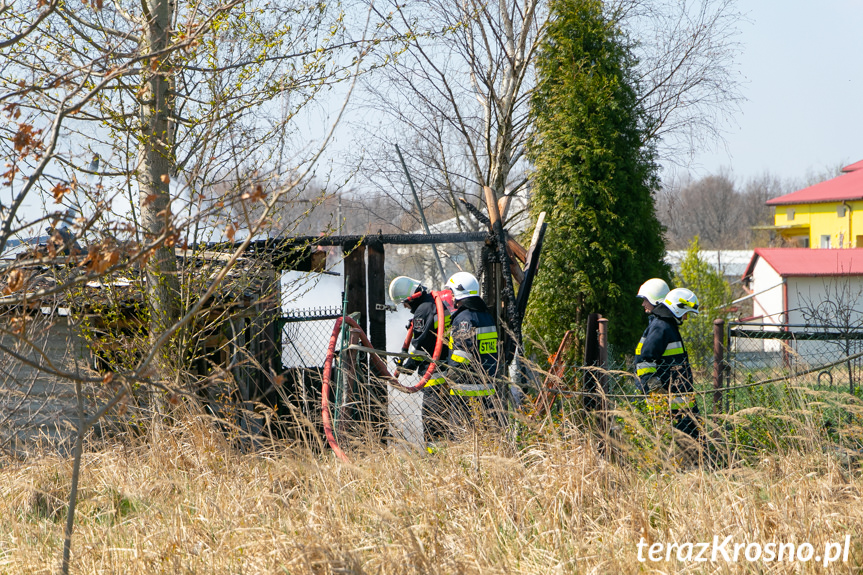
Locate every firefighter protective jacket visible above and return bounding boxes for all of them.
[447,296,499,396]
[402,291,450,374]
[634,304,695,395]
[633,314,655,380]
[634,313,656,355]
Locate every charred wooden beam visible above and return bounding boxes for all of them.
[217,232,489,250]
[365,239,388,442]
[483,186,519,359]
[366,240,387,352]
[204,232,491,272]
[514,212,547,323]
[507,235,527,264]
[343,246,367,333]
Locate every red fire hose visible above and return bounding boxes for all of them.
[321,291,447,462]
[401,320,413,353]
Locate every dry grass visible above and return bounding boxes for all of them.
[1,417,863,574]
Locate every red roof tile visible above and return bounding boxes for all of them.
[743,248,863,279]
[766,163,863,206]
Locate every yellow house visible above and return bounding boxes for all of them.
[767,159,863,248]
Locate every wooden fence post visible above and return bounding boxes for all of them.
[582,313,600,412]
[597,318,608,394]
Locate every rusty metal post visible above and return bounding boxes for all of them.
[597,319,608,393]
[713,319,725,414]
[597,318,609,447]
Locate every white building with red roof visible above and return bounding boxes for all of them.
[742,248,863,326]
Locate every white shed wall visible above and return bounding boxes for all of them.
[786,276,863,327]
[749,257,785,324]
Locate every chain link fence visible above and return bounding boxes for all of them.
[720,322,863,452]
[275,307,342,442]
[516,320,863,464]
[274,311,863,460]
[726,322,863,397]
[277,307,426,447]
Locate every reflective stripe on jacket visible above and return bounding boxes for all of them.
[634,314,655,356]
[449,382,495,396]
[425,372,447,388]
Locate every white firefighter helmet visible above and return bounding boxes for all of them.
[663,287,700,319]
[389,276,423,303]
[446,271,480,301]
[636,278,670,305]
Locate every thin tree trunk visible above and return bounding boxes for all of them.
[138,0,181,381]
[60,380,85,575]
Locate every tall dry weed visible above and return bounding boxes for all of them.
[1,412,862,574]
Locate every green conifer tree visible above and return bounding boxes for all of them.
[525,0,669,357]
[675,237,733,376]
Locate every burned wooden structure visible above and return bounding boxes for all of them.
[252,194,547,436]
[0,189,546,448]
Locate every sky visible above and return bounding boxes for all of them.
[682,0,863,185]
[315,0,863,192]
[10,0,863,227]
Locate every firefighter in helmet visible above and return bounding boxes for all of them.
[635,287,701,442]
[388,276,451,444]
[634,277,670,368]
[444,271,500,431]
[636,278,670,315]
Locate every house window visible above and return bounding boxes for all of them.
[786,208,795,221]
[838,204,848,217]
[857,235,863,248]
[800,237,809,248]
[821,235,832,249]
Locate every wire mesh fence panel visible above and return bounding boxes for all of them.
[333,346,525,451]
[281,307,343,369]
[275,312,863,460]
[278,307,428,449]
[521,324,863,463]
[518,324,863,465]
[723,322,863,452]
[275,307,342,442]
[387,373,424,445]
[727,323,863,397]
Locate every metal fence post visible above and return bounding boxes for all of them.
[713,319,725,414]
